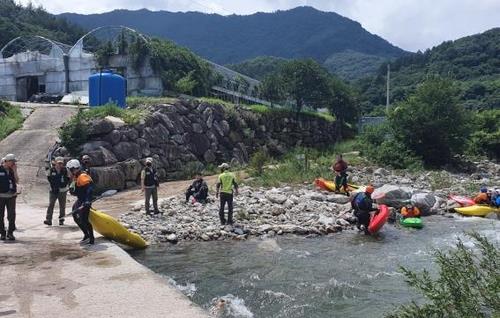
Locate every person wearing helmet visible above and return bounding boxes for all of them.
[401,202,421,219]
[473,187,491,205]
[141,157,160,215]
[216,163,238,225]
[351,185,378,235]
[67,159,95,245]
[185,174,209,204]
[0,154,19,241]
[44,157,71,226]
[80,155,91,175]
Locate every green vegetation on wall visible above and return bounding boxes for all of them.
[0,101,23,141]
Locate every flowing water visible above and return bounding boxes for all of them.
[129,216,499,318]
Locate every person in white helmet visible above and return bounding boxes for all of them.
[67,159,95,245]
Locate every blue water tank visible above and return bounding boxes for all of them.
[89,70,126,108]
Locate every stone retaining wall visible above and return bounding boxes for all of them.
[73,100,337,191]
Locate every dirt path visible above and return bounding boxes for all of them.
[0,106,77,205]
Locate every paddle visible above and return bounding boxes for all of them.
[59,190,116,220]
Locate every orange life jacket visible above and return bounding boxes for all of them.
[401,206,421,217]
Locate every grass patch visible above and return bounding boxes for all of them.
[81,103,146,125]
[197,97,234,109]
[245,146,362,188]
[0,101,24,141]
[247,104,335,122]
[428,171,454,191]
[126,96,178,108]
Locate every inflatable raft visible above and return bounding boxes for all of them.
[454,205,499,217]
[368,204,390,234]
[314,178,360,193]
[89,209,148,249]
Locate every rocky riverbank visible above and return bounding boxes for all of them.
[119,160,499,244]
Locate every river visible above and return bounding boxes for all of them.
[129,215,499,318]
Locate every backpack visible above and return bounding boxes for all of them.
[351,192,366,210]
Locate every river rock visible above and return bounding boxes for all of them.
[265,191,287,204]
[166,234,178,243]
[326,194,350,204]
[485,212,499,220]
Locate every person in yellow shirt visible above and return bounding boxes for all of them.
[216,163,238,225]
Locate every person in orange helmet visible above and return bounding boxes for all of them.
[473,187,491,205]
[351,185,378,235]
[400,202,421,219]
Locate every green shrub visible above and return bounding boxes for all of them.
[467,109,500,160]
[59,111,89,155]
[386,232,500,318]
[126,96,178,108]
[249,150,269,176]
[0,101,23,140]
[82,104,145,125]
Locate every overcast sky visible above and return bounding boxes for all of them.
[22,0,500,52]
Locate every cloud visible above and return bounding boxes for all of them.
[21,0,500,51]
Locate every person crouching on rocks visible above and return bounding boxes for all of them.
[400,202,421,219]
[141,157,161,215]
[44,157,71,226]
[351,185,377,235]
[185,174,209,204]
[216,163,238,226]
[67,159,95,245]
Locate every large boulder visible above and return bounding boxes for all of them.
[92,165,126,192]
[81,141,112,154]
[85,146,118,166]
[88,119,114,136]
[113,142,141,161]
[185,133,210,157]
[118,159,142,182]
[265,190,287,204]
[103,129,122,145]
[104,116,125,129]
[411,192,437,215]
[373,185,412,208]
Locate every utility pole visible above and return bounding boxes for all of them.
[386,64,390,113]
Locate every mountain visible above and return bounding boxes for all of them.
[0,0,84,50]
[60,6,406,70]
[226,56,289,80]
[357,28,500,112]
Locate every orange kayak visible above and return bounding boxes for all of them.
[368,204,390,234]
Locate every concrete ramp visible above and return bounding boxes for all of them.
[0,105,77,205]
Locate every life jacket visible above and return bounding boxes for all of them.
[74,172,93,201]
[401,206,421,217]
[48,167,70,190]
[474,192,490,204]
[144,167,158,187]
[218,171,236,194]
[0,166,16,194]
[352,192,372,211]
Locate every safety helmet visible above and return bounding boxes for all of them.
[480,186,488,193]
[365,185,375,194]
[66,159,81,170]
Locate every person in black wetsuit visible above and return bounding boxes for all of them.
[351,185,378,235]
[185,174,209,204]
[45,157,71,226]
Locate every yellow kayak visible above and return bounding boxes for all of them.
[314,178,360,193]
[89,209,148,249]
[454,205,500,217]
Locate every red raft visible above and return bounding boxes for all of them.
[368,204,390,234]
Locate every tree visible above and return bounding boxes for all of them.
[95,41,115,68]
[389,77,470,167]
[386,232,500,318]
[326,78,359,140]
[259,73,285,107]
[280,59,331,113]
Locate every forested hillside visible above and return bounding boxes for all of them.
[357,28,500,112]
[60,6,405,70]
[0,0,84,49]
